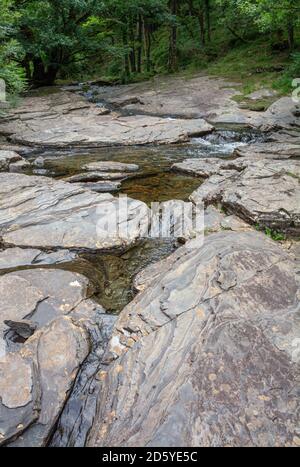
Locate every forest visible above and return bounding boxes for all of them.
[1,0,300,99]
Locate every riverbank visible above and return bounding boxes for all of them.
[0,74,299,447]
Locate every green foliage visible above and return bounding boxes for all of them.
[0,0,299,92]
[264,227,285,242]
[0,0,26,97]
[289,52,300,76]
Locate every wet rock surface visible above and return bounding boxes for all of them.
[71,181,122,193]
[0,268,108,446]
[82,161,139,172]
[64,171,133,183]
[88,231,300,447]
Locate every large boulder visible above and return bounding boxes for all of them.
[88,231,300,447]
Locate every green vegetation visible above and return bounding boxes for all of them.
[265,227,286,242]
[256,224,286,241]
[0,0,299,98]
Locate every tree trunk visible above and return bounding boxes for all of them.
[122,28,130,78]
[143,22,152,73]
[32,58,59,87]
[287,22,294,50]
[129,22,137,73]
[205,0,211,42]
[198,9,205,46]
[21,54,33,82]
[168,0,178,72]
[137,14,143,73]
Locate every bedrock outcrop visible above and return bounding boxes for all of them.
[88,231,300,447]
[0,268,110,447]
[173,157,300,235]
[0,173,149,251]
[0,90,213,148]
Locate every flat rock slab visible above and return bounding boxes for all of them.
[88,231,300,447]
[0,247,77,270]
[72,181,122,193]
[234,142,300,159]
[82,161,139,172]
[85,75,242,119]
[0,91,213,148]
[0,173,149,251]
[174,157,300,235]
[65,171,131,182]
[0,268,107,446]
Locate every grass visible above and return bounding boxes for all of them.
[203,37,292,92]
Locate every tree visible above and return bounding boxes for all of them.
[15,0,104,86]
[0,0,26,97]
[218,0,300,50]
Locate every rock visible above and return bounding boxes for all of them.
[0,91,213,148]
[0,173,149,251]
[33,156,45,167]
[4,316,90,447]
[0,247,77,270]
[72,181,122,193]
[258,97,300,131]
[82,161,139,172]
[9,159,31,173]
[4,319,37,339]
[50,312,117,447]
[0,268,108,446]
[65,171,131,183]
[0,269,91,357]
[0,143,32,155]
[220,160,300,235]
[0,150,22,171]
[211,97,300,132]
[175,157,300,235]
[83,75,242,119]
[0,353,40,444]
[32,168,53,176]
[245,89,277,100]
[88,231,300,447]
[234,142,300,159]
[172,157,245,178]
